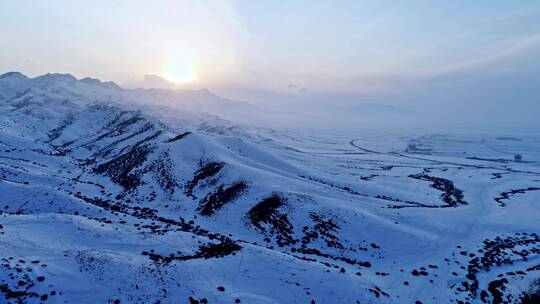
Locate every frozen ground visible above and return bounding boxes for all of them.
[1,72,540,303]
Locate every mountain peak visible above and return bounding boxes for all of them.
[0,71,29,80]
[80,77,122,90]
[35,73,78,82]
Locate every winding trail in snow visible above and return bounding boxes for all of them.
[349,138,540,176]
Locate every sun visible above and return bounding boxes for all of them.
[162,56,197,84]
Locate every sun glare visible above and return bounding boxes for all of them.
[162,55,197,84]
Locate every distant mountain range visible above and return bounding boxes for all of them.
[0,72,257,120]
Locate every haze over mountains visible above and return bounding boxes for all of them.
[120,70,540,131]
[0,71,417,130]
[9,70,536,135]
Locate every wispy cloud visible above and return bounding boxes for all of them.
[416,33,540,77]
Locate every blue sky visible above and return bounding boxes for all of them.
[1,0,539,98]
[233,1,540,89]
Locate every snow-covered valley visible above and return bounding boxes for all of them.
[1,72,540,304]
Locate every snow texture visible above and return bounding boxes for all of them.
[1,72,540,303]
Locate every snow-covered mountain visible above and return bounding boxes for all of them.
[0,72,256,125]
[1,72,540,303]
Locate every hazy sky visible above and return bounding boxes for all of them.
[1,0,540,99]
